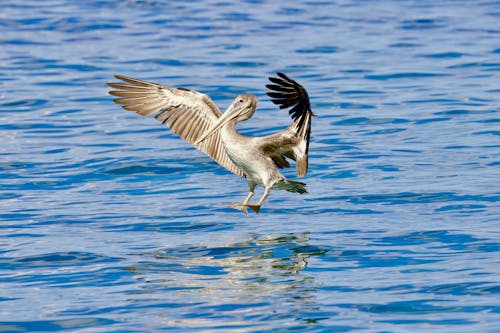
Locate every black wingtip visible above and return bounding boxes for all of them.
[276,72,291,81]
[266,73,310,107]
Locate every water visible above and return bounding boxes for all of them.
[1,0,499,332]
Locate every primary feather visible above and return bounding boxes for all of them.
[262,72,313,177]
[108,75,245,177]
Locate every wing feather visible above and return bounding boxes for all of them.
[108,83,151,91]
[113,95,161,105]
[260,72,313,177]
[108,75,245,177]
[265,84,296,93]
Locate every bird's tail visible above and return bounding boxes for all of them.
[272,179,308,194]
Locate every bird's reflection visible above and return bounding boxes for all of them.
[128,232,329,328]
[155,233,322,273]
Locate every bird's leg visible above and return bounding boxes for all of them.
[227,182,255,215]
[242,188,254,205]
[247,186,270,214]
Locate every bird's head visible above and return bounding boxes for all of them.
[195,94,258,145]
[228,94,258,122]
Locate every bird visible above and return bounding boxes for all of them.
[107,72,313,214]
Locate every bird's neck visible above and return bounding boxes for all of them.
[221,120,242,140]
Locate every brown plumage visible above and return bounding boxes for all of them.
[108,75,244,177]
[107,73,313,214]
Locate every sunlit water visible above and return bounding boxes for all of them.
[1,1,499,332]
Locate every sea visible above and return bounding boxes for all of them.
[1,1,499,332]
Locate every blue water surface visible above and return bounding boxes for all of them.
[1,1,499,332]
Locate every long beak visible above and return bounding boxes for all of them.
[195,109,237,145]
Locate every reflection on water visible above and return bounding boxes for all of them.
[128,233,329,330]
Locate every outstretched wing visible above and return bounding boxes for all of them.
[107,75,245,177]
[260,72,313,177]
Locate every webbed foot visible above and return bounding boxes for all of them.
[227,204,250,216]
[247,205,261,214]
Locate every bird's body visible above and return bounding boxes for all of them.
[221,125,279,188]
[108,73,312,214]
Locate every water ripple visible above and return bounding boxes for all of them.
[0,318,116,332]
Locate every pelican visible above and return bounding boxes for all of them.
[107,73,313,214]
